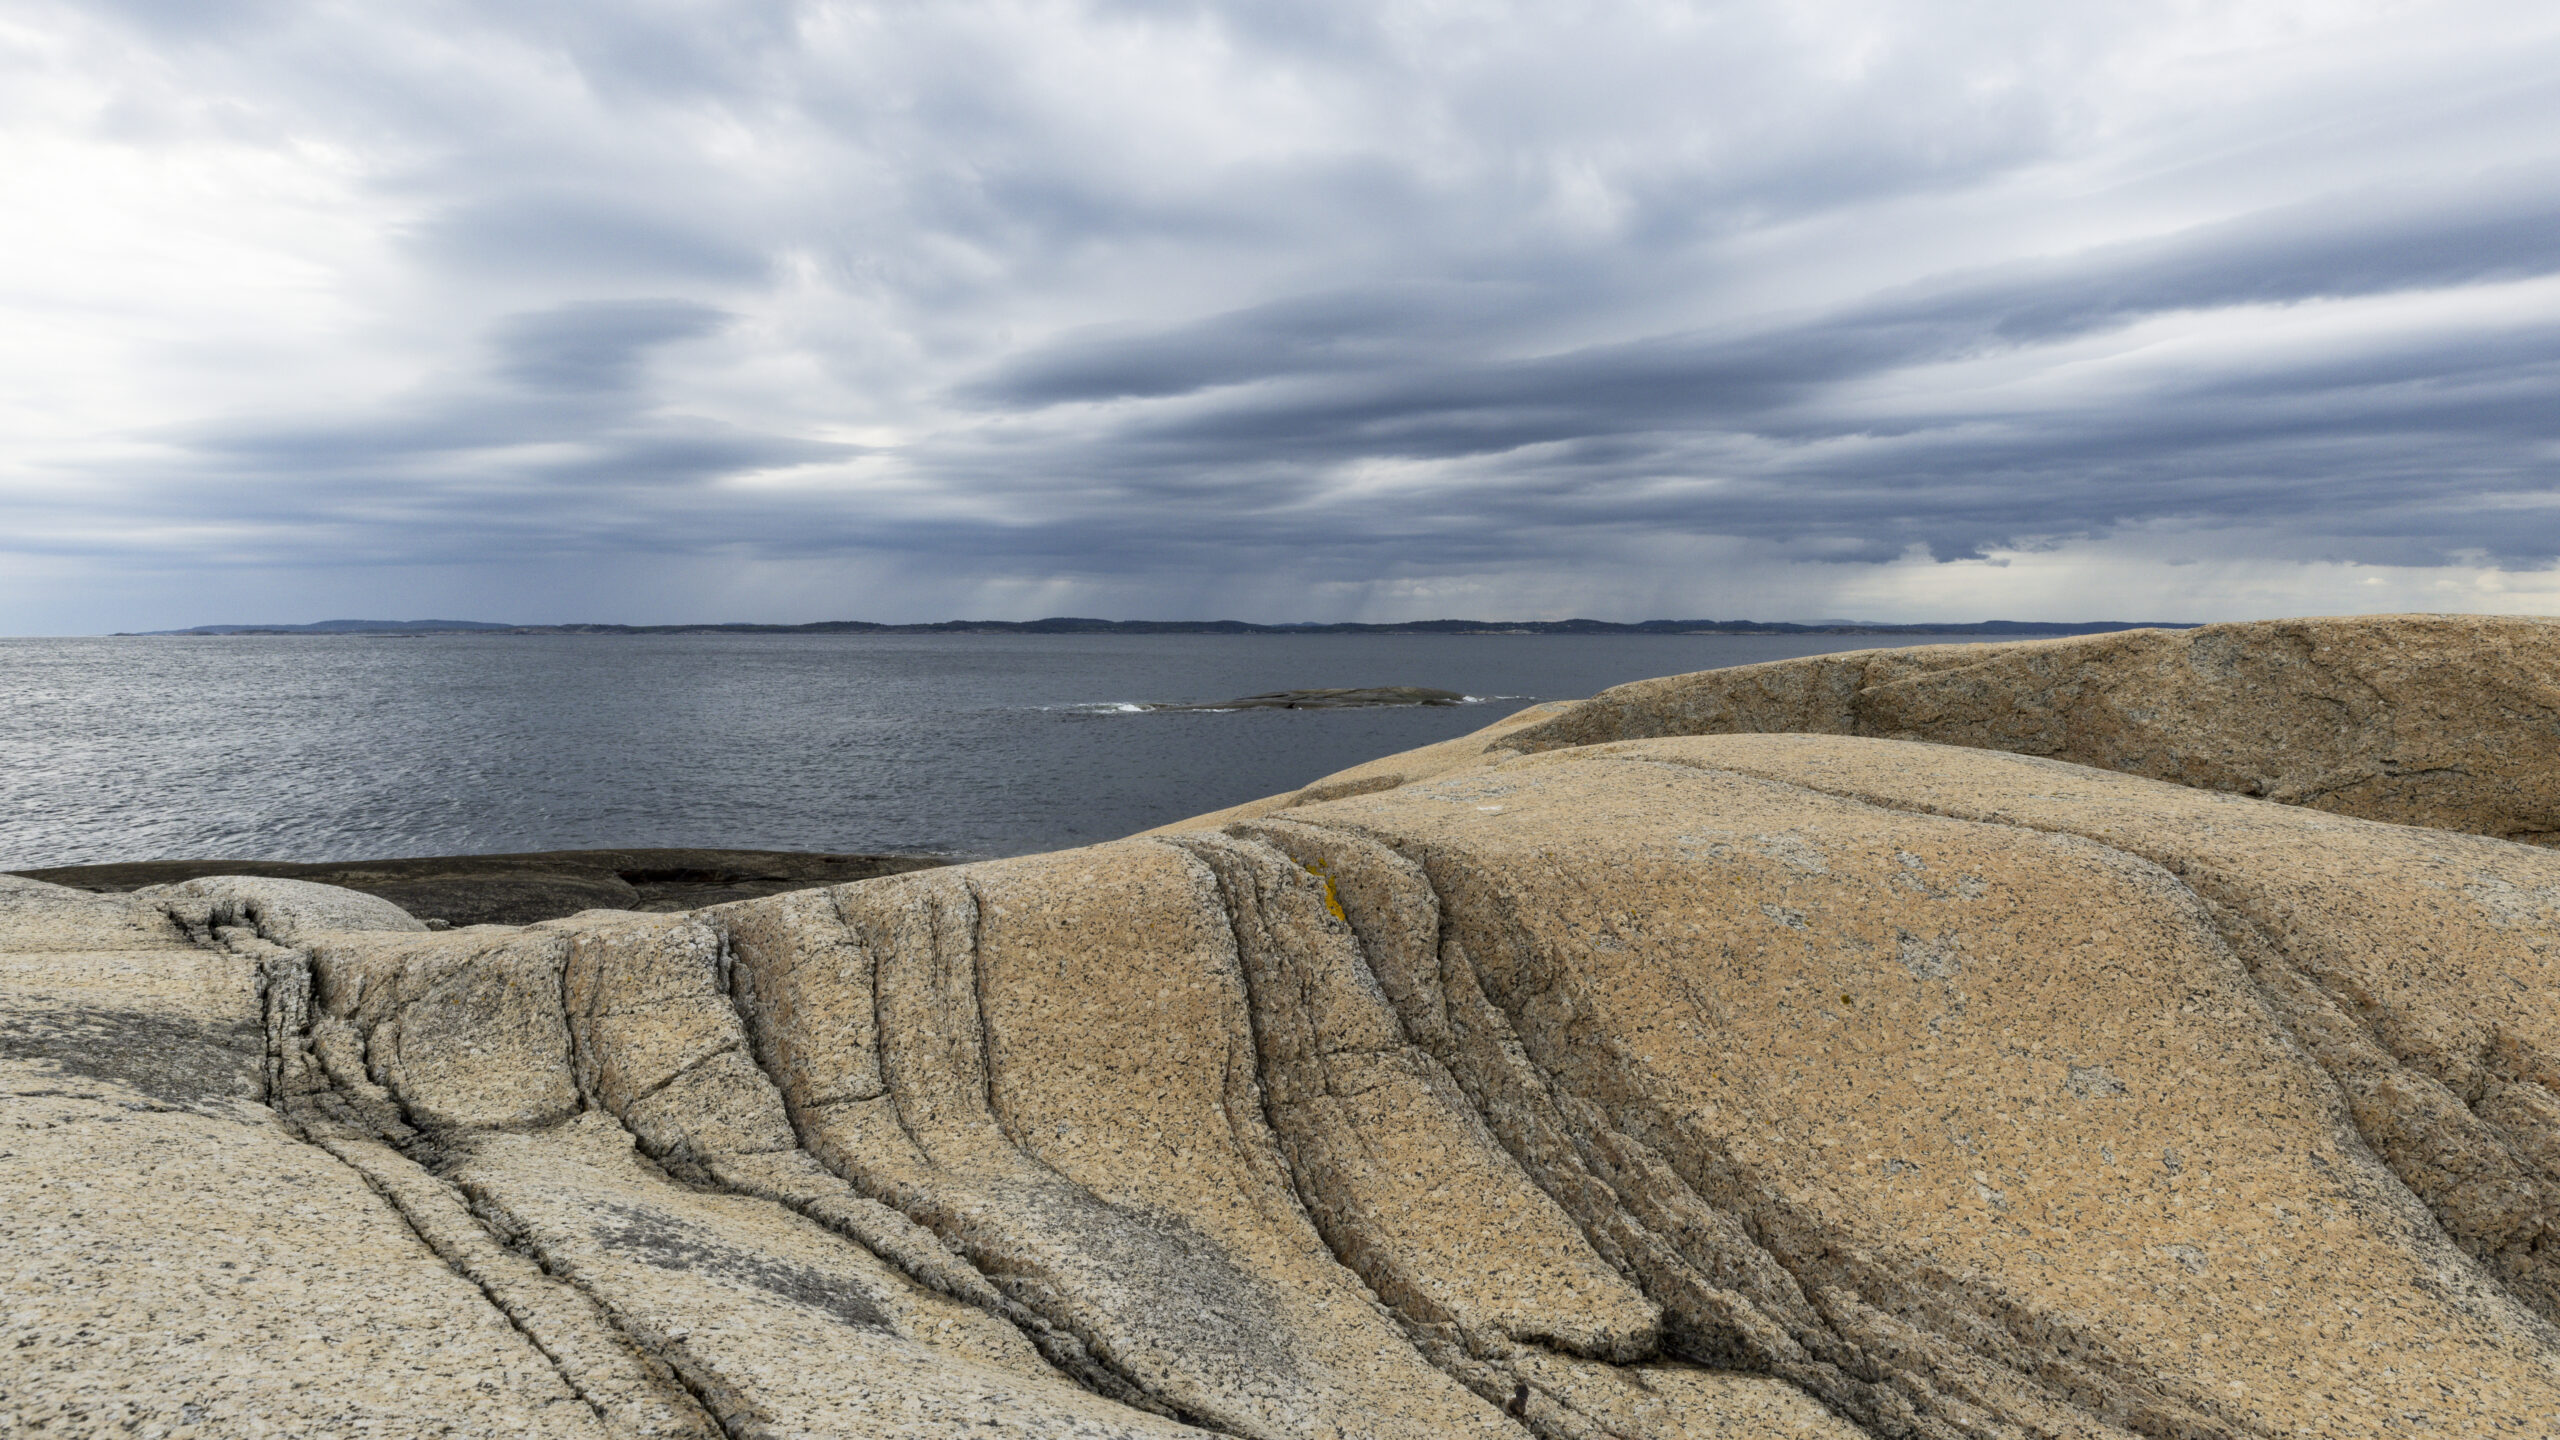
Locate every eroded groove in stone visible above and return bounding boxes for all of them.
[718,884,1189,1416]
[548,910,1208,1433]
[752,849,1530,1437]
[1265,751,2560,1437]
[289,1114,726,1437]
[1170,830,1840,1440]
[186,775,2560,1439]
[1171,831,1661,1357]
[1614,733,2560,1333]
[453,1113,1202,1440]
[781,867,1214,1421]
[0,879,623,1436]
[1244,814,2066,1440]
[245,913,719,1438]
[286,904,1220,1438]
[1228,825,1870,1408]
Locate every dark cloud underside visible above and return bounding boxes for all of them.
[4,0,2558,626]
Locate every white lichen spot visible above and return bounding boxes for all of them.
[2462,874,2560,928]
[2067,1064,2129,1099]
[1749,834,1829,875]
[2153,1244,2208,1274]
[1896,930,1962,980]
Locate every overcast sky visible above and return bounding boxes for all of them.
[4,0,2557,630]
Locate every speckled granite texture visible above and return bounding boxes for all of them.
[1186,613,2560,845]
[7,614,2560,1437]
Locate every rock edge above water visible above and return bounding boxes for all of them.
[12,846,947,927]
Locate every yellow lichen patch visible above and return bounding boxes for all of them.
[1299,857,1349,922]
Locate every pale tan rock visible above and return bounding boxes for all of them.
[1501,614,2560,841]
[0,873,190,952]
[1,1078,617,1438]
[717,889,1048,1323]
[1172,828,1665,1370]
[0,879,609,1437]
[746,855,1528,1437]
[1590,731,2560,1323]
[1257,747,2560,1436]
[291,898,1219,1437]
[1179,615,2560,845]
[552,912,1070,1379]
[1510,1356,1882,1439]
[287,1125,722,1438]
[308,926,581,1130]
[711,848,1866,1439]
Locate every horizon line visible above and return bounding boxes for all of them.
[105,615,2203,638]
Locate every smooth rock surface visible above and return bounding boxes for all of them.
[1186,614,2560,843]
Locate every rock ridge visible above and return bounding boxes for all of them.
[1187,614,2560,845]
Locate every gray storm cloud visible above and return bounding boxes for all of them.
[2,0,2556,628]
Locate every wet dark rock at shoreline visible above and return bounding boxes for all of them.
[11,847,946,928]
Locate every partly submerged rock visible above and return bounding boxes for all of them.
[10,613,2560,1436]
[1147,685,1471,710]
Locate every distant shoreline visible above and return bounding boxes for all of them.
[117,616,2197,639]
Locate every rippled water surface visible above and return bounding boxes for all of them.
[1,631,1971,867]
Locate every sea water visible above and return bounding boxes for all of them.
[0,631,1969,866]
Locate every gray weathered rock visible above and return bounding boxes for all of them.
[143,873,428,943]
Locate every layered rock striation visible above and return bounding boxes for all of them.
[1195,613,2560,844]
[7,614,2560,1437]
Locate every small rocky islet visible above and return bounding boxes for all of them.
[7,613,2560,1437]
[1143,685,1474,710]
